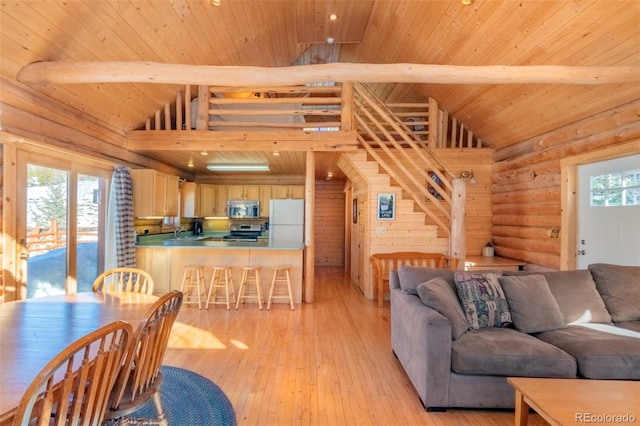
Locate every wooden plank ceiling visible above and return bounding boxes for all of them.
[1,0,638,180]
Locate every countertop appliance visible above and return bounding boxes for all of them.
[227,200,260,219]
[223,223,262,241]
[269,199,304,245]
[192,220,203,236]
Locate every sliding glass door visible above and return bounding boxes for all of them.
[17,149,110,299]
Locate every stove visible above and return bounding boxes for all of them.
[223,224,263,242]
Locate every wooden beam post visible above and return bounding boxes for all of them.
[450,178,466,269]
[304,152,315,303]
[427,97,439,148]
[341,82,354,131]
[196,85,209,130]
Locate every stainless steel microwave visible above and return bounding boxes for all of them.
[227,200,260,218]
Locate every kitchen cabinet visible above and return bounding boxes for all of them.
[181,182,201,217]
[136,247,171,295]
[228,185,260,200]
[200,184,228,217]
[131,169,179,217]
[271,185,305,200]
[259,185,272,217]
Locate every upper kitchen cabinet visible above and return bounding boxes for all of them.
[131,169,179,217]
[259,185,272,217]
[272,185,305,200]
[181,182,201,218]
[200,184,228,217]
[228,185,260,200]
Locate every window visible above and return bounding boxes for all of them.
[590,169,640,207]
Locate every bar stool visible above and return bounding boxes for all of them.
[267,266,295,311]
[180,264,206,309]
[235,266,264,310]
[206,266,236,310]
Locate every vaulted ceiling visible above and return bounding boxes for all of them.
[1,0,638,179]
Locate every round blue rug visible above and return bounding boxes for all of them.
[130,366,236,426]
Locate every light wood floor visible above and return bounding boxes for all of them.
[164,266,547,426]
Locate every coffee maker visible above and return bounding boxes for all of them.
[192,221,203,236]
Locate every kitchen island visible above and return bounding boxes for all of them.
[136,234,304,304]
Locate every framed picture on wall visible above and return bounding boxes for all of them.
[353,198,358,223]
[377,193,395,220]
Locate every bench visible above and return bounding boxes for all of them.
[370,252,459,307]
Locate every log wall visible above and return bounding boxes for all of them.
[314,181,346,267]
[492,100,640,269]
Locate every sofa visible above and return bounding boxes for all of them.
[389,263,640,411]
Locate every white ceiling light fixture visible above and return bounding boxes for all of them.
[329,13,338,21]
[326,37,335,44]
[211,0,221,6]
[206,164,270,172]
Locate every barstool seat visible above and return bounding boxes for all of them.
[235,266,264,310]
[206,266,235,310]
[180,264,206,309]
[267,266,295,311]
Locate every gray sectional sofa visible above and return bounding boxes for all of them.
[389,263,640,411]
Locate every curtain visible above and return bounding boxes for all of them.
[105,166,135,270]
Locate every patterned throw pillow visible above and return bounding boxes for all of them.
[454,271,512,330]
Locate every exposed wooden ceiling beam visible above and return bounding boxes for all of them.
[126,130,358,152]
[18,62,640,86]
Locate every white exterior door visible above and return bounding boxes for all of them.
[577,155,640,268]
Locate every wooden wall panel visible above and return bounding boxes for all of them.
[314,181,345,267]
[493,100,640,269]
[0,144,3,302]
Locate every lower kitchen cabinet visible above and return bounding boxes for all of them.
[136,247,171,295]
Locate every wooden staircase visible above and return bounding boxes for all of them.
[352,83,457,236]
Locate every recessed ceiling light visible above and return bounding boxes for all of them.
[461,0,474,5]
[200,151,209,156]
[329,13,338,21]
[187,160,194,168]
[327,37,335,44]
[206,164,270,172]
[272,151,280,156]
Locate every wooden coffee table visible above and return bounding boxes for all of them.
[507,377,639,426]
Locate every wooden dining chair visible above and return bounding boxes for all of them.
[93,267,155,295]
[104,290,183,426]
[13,321,133,426]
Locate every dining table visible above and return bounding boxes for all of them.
[0,291,159,424]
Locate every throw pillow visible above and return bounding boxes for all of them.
[499,275,565,333]
[454,271,512,330]
[588,263,640,322]
[417,277,468,340]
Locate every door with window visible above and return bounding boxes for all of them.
[16,150,109,299]
[577,155,640,268]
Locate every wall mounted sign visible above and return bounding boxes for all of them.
[377,193,395,220]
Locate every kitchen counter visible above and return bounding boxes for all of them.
[136,232,303,250]
[136,233,304,303]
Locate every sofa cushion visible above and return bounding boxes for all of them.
[588,263,640,322]
[417,277,468,340]
[535,324,640,380]
[454,272,512,330]
[504,270,611,324]
[615,321,640,333]
[451,328,576,378]
[397,266,455,296]
[499,275,565,334]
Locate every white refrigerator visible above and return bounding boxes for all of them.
[269,199,304,245]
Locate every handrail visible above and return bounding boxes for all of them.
[354,83,454,235]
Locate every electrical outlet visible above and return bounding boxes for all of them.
[376,226,387,235]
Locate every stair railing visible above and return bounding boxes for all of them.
[354,83,456,235]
